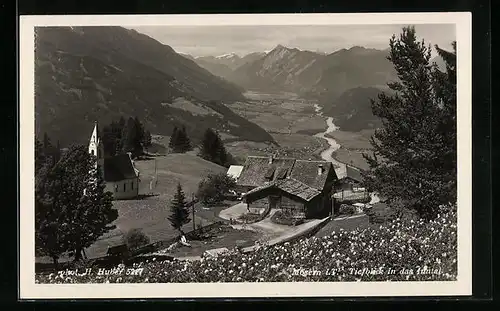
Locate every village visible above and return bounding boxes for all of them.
[32,24,459,286]
[35,116,386,272]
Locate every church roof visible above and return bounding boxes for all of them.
[103,154,139,182]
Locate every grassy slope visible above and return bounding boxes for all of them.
[82,154,228,259]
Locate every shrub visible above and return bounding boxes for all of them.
[238,213,262,224]
[271,210,304,226]
[339,204,356,216]
[197,173,237,205]
[123,229,150,250]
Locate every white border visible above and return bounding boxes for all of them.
[19,13,472,299]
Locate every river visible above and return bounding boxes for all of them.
[313,103,380,204]
[313,103,347,178]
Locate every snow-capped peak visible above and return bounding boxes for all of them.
[216,52,239,59]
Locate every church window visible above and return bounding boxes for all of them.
[131,181,134,190]
[123,183,126,192]
[91,150,94,156]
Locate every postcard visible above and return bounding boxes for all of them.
[19,12,472,299]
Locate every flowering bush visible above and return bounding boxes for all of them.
[36,210,457,283]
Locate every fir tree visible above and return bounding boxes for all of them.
[134,116,145,149]
[143,130,152,148]
[167,183,191,234]
[362,26,457,220]
[177,126,192,152]
[121,117,142,157]
[199,128,232,167]
[168,126,179,151]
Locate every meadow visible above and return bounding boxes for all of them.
[73,153,230,260]
[37,209,457,283]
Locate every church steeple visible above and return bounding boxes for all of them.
[88,121,104,171]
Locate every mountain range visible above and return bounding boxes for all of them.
[185,52,266,81]
[35,26,274,146]
[189,45,398,102]
[190,45,450,132]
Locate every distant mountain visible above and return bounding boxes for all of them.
[179,53,196,61]
[228,45,324,92]
[221,45,397,99]
[323,86,387,132]
[301,46,398,101]
[193,52,266,79]
[35,26,274,146]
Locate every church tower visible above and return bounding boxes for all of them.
[88,121,104,176]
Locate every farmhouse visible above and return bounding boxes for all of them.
[238,155,338,219]
[88,122,140,200]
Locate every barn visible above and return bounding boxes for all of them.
[238,155,338,219]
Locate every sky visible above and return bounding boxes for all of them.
[129,24,455,58]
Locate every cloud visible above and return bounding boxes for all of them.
[129,24,455,57]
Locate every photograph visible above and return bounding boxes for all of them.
[19,13,472,298]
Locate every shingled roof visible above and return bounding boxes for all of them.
[243,178,321,202]
[237,156,296,188]
[103,153,139,182]
[237,156,336,191]
[290,160,335,190]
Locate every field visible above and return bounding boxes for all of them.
[68,153,230,260]
[332,148,371,170]
[225,93,328,161]
[326,129,375,150]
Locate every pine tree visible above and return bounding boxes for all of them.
[362,27,457,220]
[167,183,191,234]
[143,130,152,148]
[178,126,192,152]
[199,128,232,167]
[121,117,142,157]
[133,116,145,150]
[35,145,117,264]
[168,126,179,151]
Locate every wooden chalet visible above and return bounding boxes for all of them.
[238,155,338,219]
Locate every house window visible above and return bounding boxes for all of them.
[123,183,126,192]
[131,181,134,190]
[114,184,118,192]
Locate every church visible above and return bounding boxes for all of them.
[88,121,140,200]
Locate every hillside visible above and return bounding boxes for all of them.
[194,52,266,79]
[303,46,397,101]
[229,45,325,92]
[220,45,396,99]
[35,26,274,146]
[323,86,386,132]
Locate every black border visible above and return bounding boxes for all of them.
[12,0,492,306]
